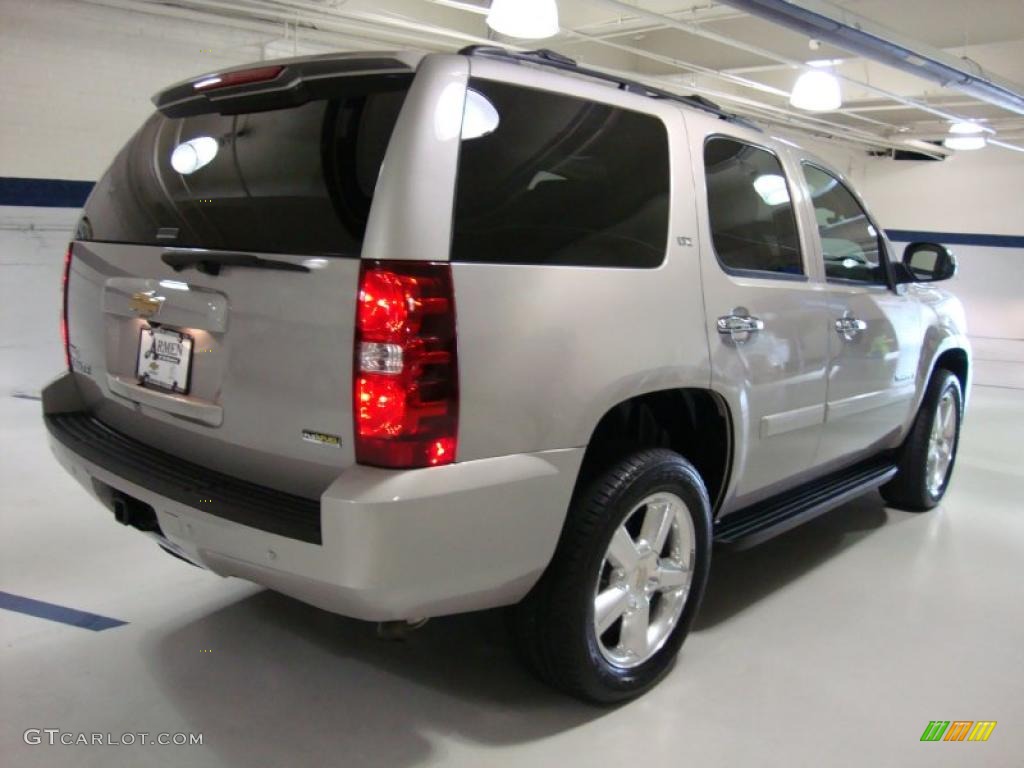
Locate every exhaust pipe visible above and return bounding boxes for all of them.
[376,618,429,641]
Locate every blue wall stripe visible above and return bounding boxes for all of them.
[885,229,1024,249]
[0,177,94,208]
[0,177,1021,250]
[0,590,127,631]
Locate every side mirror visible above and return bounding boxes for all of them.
[899,242,958,283]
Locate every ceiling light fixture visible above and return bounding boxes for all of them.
[486,0,559,40]
[944,121,987,150]
[944,136,986,151]
[789,69,842,112]
[949,121,984,134]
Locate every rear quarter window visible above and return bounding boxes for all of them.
[451,79,670,268]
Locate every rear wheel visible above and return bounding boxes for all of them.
[511,449,712,704]
[881,370,962,511]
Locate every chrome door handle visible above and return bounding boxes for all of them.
[835,316,867,341]
[717,310,764,341]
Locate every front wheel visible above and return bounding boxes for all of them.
[881,370,963,511]
[511,449,712,704]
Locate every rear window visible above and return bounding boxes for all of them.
[451,79,670,268]
[80,74,412,256]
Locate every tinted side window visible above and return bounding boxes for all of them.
[802,164,886,284]
[81,74,411,256]
[451,80,670,268]
[704,138,803,277]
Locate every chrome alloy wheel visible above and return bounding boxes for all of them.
[926,390,957,497]
[592,492,695,668]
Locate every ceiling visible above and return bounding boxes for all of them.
[83,0,1024,155]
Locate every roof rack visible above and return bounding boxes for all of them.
[459,46,760,131]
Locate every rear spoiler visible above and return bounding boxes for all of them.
[152,51,420,118]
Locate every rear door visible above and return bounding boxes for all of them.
[67,65,413,497]
[690,123,831,511]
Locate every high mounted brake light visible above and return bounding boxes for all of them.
[354,261,458,468]
[193,65,285,92]
[153,57,410,118]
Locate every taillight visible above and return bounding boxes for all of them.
[61,243,72,371]
[354,260,458,468]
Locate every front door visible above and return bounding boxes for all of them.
[798,162,922,467]
[694,128,831,510]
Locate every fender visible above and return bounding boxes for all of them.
[906,288,972,436]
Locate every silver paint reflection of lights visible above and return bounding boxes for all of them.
[170,136,219,174]
[435,84,500,143]
[461,89,500,140]
[944,122,987,151]
[158,280,190,291]
[790,69,842,112]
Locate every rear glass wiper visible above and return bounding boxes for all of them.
[161,251,310,276]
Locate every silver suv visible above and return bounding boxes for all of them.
[43,47,970,703]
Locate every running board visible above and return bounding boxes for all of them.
[714,457,898,551]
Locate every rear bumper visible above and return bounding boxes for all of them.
[43,373,584,621]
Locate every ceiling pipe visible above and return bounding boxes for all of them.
[190,0,903,139]
[553,54,949,155]
[563,27,902,133]
[422,0,926,147]
[587,0,1000,130]
[83,0,997,155]
[716,0,1024,117]
[258,0,945,151]
[989,139,1024,154]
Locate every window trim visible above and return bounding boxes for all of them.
[702,134,808,283]
[800,161,895,290]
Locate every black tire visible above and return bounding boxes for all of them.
[511,449,712,704]
[881,370,963,511]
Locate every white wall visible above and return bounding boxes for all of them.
[0,208,78,395]
[803,140,1024,387]
[0,0,282,180]
[0,0,283,395]
[0,0,636,181]
[2,0,1022,395]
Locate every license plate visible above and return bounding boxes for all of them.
[137,327,193,394]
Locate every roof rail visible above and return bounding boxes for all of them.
[458,46,760,130]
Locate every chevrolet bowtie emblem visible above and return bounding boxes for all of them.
[130,291,163,318]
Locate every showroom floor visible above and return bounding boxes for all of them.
[2,383,1022,768]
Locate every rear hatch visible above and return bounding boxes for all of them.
[67,56,414,497]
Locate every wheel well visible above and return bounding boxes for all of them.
[576,389,731,511]
[933,348,969,392]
